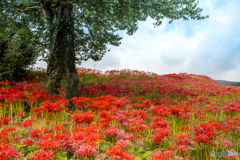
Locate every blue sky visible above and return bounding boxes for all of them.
[35,0,240,81]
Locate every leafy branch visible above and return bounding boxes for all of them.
[0,6,42,24]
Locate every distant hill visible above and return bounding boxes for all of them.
[216,80,240,85]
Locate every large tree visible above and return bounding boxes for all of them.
[0,0,208,99]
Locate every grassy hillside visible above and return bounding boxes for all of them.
[0,67,239,160]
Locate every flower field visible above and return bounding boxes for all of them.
[0,67,240,160]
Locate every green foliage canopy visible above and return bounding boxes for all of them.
[0,0,208,65]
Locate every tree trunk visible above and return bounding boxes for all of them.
[43,1,81,102]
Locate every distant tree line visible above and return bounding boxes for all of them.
[232,83,240,86]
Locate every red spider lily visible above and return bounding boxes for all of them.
[132,109,149,119]
[22,138,34,146]
[57,88,65,92]
[39,100,65,113]
[99,117,111,127]
[223,103,239,114]
[181,126,190,132]
[181,112,191,120]
[0,105,9,108]
[41,127,51,134]
[169,145,176,151]
[150,118,169,129]
[27,89,49,105]
[17,112,25,117]
[0,143,23,160]
[0,117,11,127]
[153,128,170,144]
[176,145,189,156]
[31,150,55,160]
[106,146,135,160]
[84,133,103,147]
[213,122,223,131]
[38,138,61,150]
[196,108,206,115]
[125,117,147,133]
[74,124,99,134]
[224,117,239,128]
[0,129,10,144]
[12,136,22,143]
[150,105,171,117]
[163,149,174,158]
[106,126,120,136]
[31,108,41,117]
[153,116,163,122]
[115,113,127,124]
[73,144,97,158]
[175,133,195,146]
[71,97,93,109]
[183,106,192,113]
[115,139,131,148]
[232,116,240,121]
[140,100,153,108]
[193,123,220,144]
[72,132,84,146]
[151,150,167,160]
[136,124,147,132]
[99,111,112,120]
[54,132,73,152]
[30,129,42,139]
[169,105,184,117]
[111,107,119,114]
[23,120,32,128]
[126,105,133,111]
[72,124,103,148]
[53,124,65,132]
[136,97,142,102]
[16,123,23,128]
[206,105,214,112]
[221,139,233,149]
[115,98,126,107]
[70,112,94,124]
[55,98,69,106]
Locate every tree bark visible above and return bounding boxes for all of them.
[43,1,81,103]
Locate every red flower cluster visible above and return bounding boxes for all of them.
[30,150,55,160]
[73,144,97,158]
[106,146,135,160]
[70,111,94,124]
[193,122,219,144]
[0,143,23,160]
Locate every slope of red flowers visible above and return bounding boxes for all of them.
[0,68,239,160]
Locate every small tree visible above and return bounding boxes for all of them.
[0,32,37,82]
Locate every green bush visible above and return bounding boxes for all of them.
[0,32,37,82]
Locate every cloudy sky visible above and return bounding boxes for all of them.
[35,0,240,81]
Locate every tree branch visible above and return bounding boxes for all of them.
[0,6,41,11]
[0,6,42,24]
[38,0,53,20]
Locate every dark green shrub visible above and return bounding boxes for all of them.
[0,32,37,82]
